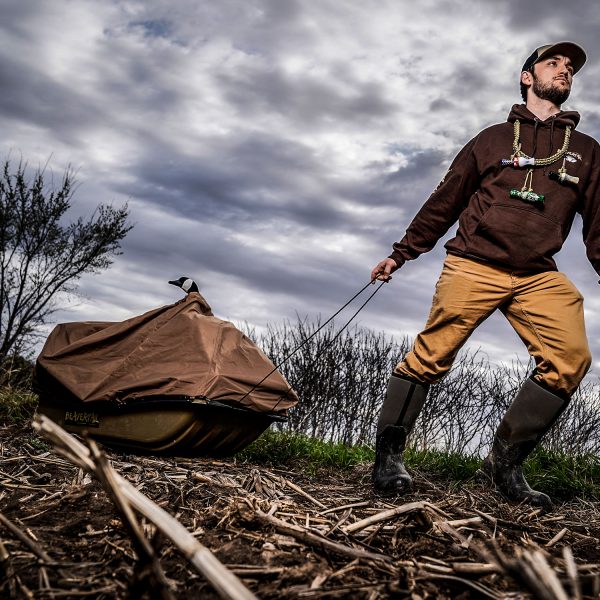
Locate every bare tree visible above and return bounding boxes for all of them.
[0,160,132,361]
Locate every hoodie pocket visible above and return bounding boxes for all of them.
[472,204,563,266]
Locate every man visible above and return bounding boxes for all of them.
[371,42,600,510]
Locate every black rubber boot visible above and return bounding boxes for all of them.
[479,377,569,511]
[373,425,412,494]
[373,374,429,495]
[480,437,552,510]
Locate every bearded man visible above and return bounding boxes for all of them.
[371,42,600,510]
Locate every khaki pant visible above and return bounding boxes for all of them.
[396,254,591,397]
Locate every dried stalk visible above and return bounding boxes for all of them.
[33,414,257,600]
[545,527,568,548]
[343,501,441,534]
[0,537,17,597]
[526,549,570,600]
[285,479,327,509]
[450,562,499,575]
[0,511,53,563]
[246,504,394,564]
[87,438,175,600]
[484,540,571,600]
[415,574,502,600]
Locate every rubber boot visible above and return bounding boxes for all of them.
[480,377,569,511]
[373,374,429,495]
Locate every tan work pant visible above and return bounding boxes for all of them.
[396,254,591,397]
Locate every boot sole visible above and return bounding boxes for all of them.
[373,477,413,496]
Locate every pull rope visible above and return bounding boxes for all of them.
[239,279,387,410]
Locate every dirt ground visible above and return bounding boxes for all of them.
[1,423,600,599]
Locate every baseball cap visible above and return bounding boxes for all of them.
[521,42,587,74]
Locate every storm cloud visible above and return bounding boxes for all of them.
[2,0,600,378]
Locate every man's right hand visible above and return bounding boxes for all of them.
[371,258,398,282]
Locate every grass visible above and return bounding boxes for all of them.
[240,428,600,500]
[0,385,38,426]
[0,385,48,451]
[238,429,374,474]
[525,448,600,500]
[239,430,485,479]
[405,446,482,480]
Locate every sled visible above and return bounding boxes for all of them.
[34,291,297,456]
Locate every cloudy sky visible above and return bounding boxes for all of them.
[3,0,600,376]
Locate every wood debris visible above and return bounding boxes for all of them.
[0,419,599,598]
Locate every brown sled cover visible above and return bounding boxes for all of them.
[35,292,298,414]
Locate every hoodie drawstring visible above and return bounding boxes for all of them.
[532,119,539,157]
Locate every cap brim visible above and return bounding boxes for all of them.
[535,42,587,74]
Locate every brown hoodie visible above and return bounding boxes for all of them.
[389,104,600,275]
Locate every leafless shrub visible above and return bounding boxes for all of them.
[546,380,600,455]
[252,319,600,457]
[255,318,409,446]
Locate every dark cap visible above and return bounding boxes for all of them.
[522,42,587,74]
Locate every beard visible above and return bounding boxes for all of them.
[532,73,570,105]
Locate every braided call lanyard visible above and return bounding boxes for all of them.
[501,120,572,203]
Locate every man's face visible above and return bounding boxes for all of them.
[527,54,574,106]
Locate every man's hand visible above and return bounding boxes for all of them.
[371,258,398,282]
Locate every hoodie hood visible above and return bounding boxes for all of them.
[508,103,580,129]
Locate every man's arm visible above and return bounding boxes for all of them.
[372,136,480,281]
[581,141,600,277]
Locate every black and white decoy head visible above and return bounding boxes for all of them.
[168,277,199,294]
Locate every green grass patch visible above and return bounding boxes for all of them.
[405,446,600,499]
[240,430,482,476]
[0,385,38,426]
[405,446,482,481]
[524,448,600,500]
[240,430,600,499]
[238,429,374,474]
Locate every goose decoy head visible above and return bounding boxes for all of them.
[168,277,199,294]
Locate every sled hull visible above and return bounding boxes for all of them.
[36,397,283,457]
